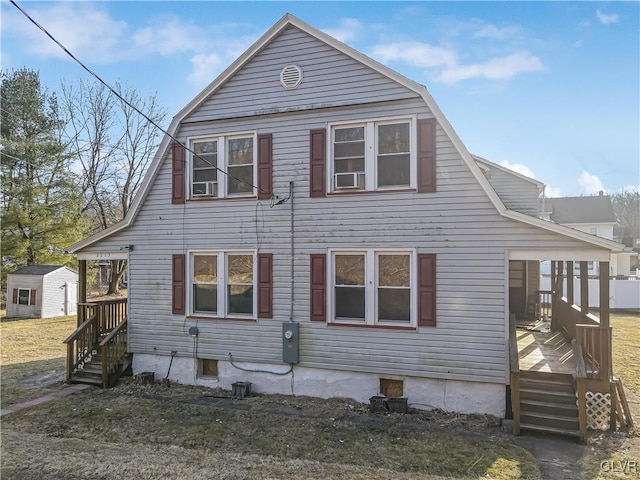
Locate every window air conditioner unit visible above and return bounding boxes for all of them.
[334,172,363,189]
[193,181,218,197]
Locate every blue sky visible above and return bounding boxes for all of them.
[2,1,638,197]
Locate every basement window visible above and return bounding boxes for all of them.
[380,378,404,398]
[200,359,219,377]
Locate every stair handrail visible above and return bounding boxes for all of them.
[572,339,588,442]
[99,316,128,388]
[63,311,99,382]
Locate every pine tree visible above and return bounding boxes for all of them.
[1,68,88,289]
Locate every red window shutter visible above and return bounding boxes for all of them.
[172,254,186,315]
[417,119,436,193]
[310,254,326,321]
[418,254,436,326]
[257,253,273,318]
[257,134,273,200]
[172,143,186,204]
[309,129,326,197]
[12,288,18,304]
[30,289,37,305]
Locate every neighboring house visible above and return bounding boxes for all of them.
[66,15,631,436]
[544,194,632,277]
[6,265,78,319]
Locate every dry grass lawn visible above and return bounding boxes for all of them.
[1,315,77,406]
[1,312,639,479]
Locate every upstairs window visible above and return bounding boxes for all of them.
[190,133,255,198]
[330,118,415,192]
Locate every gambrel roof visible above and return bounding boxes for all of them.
[67,14,627,254]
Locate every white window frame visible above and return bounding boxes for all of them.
[188,250,257,319]
[188,131,257,199]
[328,248,416,327]
[17,288,32,306]
[327,116,417,193]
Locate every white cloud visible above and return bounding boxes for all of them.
[372,41,457,68]
[322,18,363,43]
[473,23,522,40]
[132,16,208,55]
[436,52,546,84]
[545,186,563,198]
[499,160,536,179]
[578,171,606,195]
[596,10,619,25]
[4,3,128,63]
[187,53,225,87]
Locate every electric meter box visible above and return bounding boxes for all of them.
[282,321,299,364]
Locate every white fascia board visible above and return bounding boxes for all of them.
[509,249,611,262]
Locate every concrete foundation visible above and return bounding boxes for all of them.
[133,353,505,417]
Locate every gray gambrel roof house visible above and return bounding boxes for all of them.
[65,14,632,437]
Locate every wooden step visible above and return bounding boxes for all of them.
[520,422,581,438]
[70,373,102,386]
[521,411,579,431]
[520,377,575,393]
[520,388,577,404]
[521,399,578,416]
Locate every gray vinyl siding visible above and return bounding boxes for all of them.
[480,164,541,216]
[81,103,597,385]
[78,27,602,386]
[188,25,419,123]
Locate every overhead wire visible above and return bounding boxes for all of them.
[9,0,270,197]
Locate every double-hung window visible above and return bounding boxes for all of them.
[330,249,415,326]
[190,133,256,198]
[191,252,255,318]
[330,117,415,192]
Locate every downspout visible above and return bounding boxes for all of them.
[289,181,294,322]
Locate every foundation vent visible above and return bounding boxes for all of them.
[280,64,303,90]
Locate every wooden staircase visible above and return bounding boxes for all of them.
[518,371,580,438]
[64,299,129,388]
[69,352,132,387]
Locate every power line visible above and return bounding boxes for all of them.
[9,0,269,197]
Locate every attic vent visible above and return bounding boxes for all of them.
[280,64,303,90]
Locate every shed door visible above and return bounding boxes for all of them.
[508,261,527,316]
[66,282,78,315]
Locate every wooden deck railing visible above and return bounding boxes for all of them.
[65,298,128,386]
[573,340,588,442]
[575,324,612,381]
[100,317,128,388]
[64,311,99,383]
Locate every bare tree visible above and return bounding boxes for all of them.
[62,80,166,294]
[611,189,640,250]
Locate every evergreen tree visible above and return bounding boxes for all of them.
[1,68,87,289]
